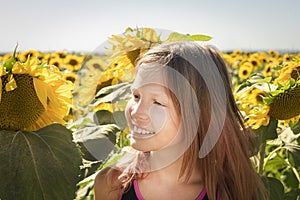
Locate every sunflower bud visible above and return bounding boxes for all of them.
[3,44,18,72]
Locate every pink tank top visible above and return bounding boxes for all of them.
[120,179,220,200]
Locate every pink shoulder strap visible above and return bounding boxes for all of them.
[133,179,144,200]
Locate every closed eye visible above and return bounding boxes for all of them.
[154,100,165,106]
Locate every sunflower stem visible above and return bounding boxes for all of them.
[258,141,266,175]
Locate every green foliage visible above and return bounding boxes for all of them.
[73,124,120,161]
[256,117,278,142]
[0,124,82,200]
[166,32,212,42]
[262,177,285,200]
[3,44,17,72]
[261,127,300,199]
[74,82,132,200]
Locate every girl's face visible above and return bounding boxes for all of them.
[125,68,180,152]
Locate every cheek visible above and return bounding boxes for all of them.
[149,105,167,132]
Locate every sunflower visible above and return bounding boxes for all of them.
[110,53,138,83]
[53,51,68,59]
[235,85,271,129]
[274,60,300,85]
[238,61,253,80]
[0,54,73,131]
[64,54,85,71]
[231,49,242,56]
[248,55,261,70]
[268,49,280,58]
[84,55,108,71]
[244,105,270,129]
[19,49,40,62]
[282,53,293,62]
[108,28,160,65]
[38,52,52,64]
[238,57,300,129]
[269,84,300,121]
[263,63,274,77]
[63,71,78,83]
[49,55,64,69]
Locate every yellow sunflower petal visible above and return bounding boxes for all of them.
[0,65,5,76]
[5,74,17,92]
[33,78,48,109]
[11,62,29,74]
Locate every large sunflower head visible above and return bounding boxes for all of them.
[266,77,300,125]
[0,51,73,131]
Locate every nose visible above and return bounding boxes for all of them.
[130,100,150,123]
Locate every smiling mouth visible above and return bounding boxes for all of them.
[131,125,156,137]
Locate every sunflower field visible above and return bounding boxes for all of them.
[0,27,299,200]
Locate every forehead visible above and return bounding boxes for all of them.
[132,63,168,89]
[131,82,168,93]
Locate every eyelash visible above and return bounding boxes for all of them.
[154,100,164,106]
[132,94,165,106]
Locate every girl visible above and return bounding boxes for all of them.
[94,42,267,200]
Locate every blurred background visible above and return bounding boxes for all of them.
[1,0,300,53]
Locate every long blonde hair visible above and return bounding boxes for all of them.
[109,41,267,200]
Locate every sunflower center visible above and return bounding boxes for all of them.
[291,66,300,80]
[0,74,45,130]
[251,60,257,66]
[126,49,141,65]
[66,76,76,83]
[269,85,300,120]
[69,59,78,66]
[93,63,101,69]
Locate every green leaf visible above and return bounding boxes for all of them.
[76,160,101,199]
[92,82,131,105]
[286,144,300,167]
[166,32,212,42]
[189,34,212,41]
[3,44,18,72]
[124,27,133,33]
[255,117,278,142]
[0,124,82,200]
[283,189,300,200]
[94,110,127,130]
[264,155,288,172]
[281,169,299,189]
[262,176,285,200]
[290,120,300,134]
[94,110,115,125]
[73,124,119,161]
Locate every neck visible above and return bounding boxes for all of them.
[147,148,201,185]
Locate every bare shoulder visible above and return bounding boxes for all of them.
[94,166,122,200]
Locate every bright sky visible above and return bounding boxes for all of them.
[1,0,300,53]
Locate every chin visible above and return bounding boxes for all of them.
[130,140,154,152]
